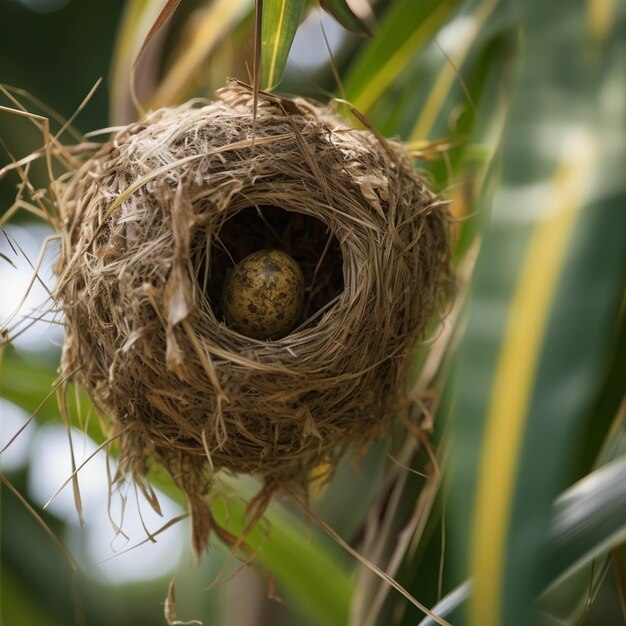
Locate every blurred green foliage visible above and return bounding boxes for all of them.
[1,1,626,625]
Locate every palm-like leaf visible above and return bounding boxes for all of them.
[447,1,626,624]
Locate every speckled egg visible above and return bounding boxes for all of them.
[221,249,305,340]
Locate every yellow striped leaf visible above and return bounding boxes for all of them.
[261,0,307,90]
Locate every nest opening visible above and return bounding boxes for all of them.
[204,204,344,330]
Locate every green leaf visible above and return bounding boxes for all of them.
[575,314,626,477]
[261,0,307,90]
[612,544,626,624]
[344,0,462,115]
[0,351,101,437]
[320,0,371,36]
[448,2,626,624]
[408,0,499,142]
[416,581,472,626]
[210,486,353,626]
[1,352,65,419]
[546,456,626,590]
[537,399,626,622]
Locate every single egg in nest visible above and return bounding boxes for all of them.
[221,249,304,340]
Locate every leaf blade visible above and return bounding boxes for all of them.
[447,2,626,622]
[417,581,472,626]
[320,0,371,36]
[109,0,171,124]
[344,0,462,114]
[547,455,626,589]
[150,0,252,108]
[261,0,307,90]
[211,491,353,626]
[133,0,184,67]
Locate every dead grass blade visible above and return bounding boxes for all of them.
[0,94,58,199]
[98,512,189,562]
[320,13,347,102]
[165,578,203,625]
[1,84,84,142]
[53,79,102,144]
[0,235,60,329]
[133,0,183,68]
[105,450,130,541]
[0,366,81,455]
[288,489,452,626]
[253,0,263,139]
[43,428,127,512]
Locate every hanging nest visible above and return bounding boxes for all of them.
[54,83,451,553]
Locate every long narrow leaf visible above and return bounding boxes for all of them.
[109,0,172,125]
[409,0,498,141]
[133,0,184,67]
[210,490,353,626]
[150,0,251,108]
[417,581,472,626]
[261,0,307,90]
[320,0,371,35]
[537,398,626,621]
[449,1,626,624]
[546,456,626,590]
[344,0,461,114]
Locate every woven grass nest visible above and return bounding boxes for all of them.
[54,83,450,553]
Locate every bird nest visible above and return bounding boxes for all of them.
[53,83,451,553]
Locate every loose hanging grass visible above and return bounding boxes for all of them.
[9,82,451,555]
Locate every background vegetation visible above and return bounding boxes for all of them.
[1,0,625,625]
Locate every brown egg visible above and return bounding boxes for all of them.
[221,249,305,340]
